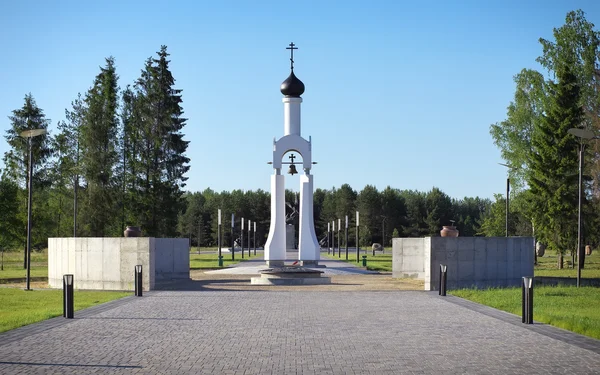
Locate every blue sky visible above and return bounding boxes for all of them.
[1,0,599,200]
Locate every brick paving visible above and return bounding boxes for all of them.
[1,285,600,374]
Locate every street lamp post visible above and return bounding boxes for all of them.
[217,209,222,263]
[253,221,257,255]
[231,214,235,261]
[498,163,515,237]
[567,128,599,287]
[332,220,335,256]
[337,219,341,258]
[356,211,360,262]
[248,219,251,257]
[345,215,349,260]
[20,128,47,291]
[327,222,330,255]
[241,217,244,259]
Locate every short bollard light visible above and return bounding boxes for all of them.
[63,274,74,319]
[439,264,447,296]
[135,265,143,297]
[522,276,534,324]
[362,255,367,267]
[218,255,224,267]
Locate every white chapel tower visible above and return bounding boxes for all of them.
[264,43,320,266]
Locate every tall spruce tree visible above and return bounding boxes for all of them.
[120,86,136,232]
[130,46,190,236]
[527,63,583,268]
[62,94,85,236]
[3,94,53,254]
[3,94,53,187]
[80,57,120,236]
[49,122,74,237]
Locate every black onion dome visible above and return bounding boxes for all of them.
[280,71,305,97]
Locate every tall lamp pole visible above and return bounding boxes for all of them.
[345,215,349,260]
[217,209,222,259]
[231,214,235,261]
[356,211,360,262]
[337,219,341,258]
[248,219,251,257]
[73,131,80,238]
[498,163,514,237]
[327,222,330,255]
[332,220,335,256]
[20,128,47,291]
[568,128,599,287]
[241,217,244,259]
[253,221,257,255]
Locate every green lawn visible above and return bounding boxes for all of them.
[322,251,392,272]
[0,250,48,283]
[535,249,600,278]
[0,248,262,281]
[190,251,261,269]
[190,246,218,252]
[0,288,130,333]
[451,286,600,340]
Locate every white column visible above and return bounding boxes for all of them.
[283,97,302,136]
[264,173,286,266]
[298,173,320,263]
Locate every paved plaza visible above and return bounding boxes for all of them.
[1,259,600,374]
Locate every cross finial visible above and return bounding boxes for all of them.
[286,42,298,71]
[289,154,296,163]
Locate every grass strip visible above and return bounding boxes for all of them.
[321,252,392,272]
[0,289,130,333]
[451,285,600,340]
[535,250,600,278]
[190,252,261,269]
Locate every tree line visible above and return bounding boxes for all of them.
[177,185,493,248]
[0,46,189,250]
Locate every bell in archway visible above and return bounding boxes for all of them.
[287,164,298,175]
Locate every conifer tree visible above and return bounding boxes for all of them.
[425,187,454,236]
[119,86,137,232]
[130,46,190,236]
[528,63,583,268]
[80,57,120,236]
[3,94,52,186]
[3,94,53,256]
[62,94,85,236]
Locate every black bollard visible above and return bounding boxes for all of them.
[439,264,447,296]
[135,265,143,297]
[522,277,533,324]
[62,276,66,317]
[63,274,74,319]
[521,278,525,323]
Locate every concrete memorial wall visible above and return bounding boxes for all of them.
[48,237,189,291]
[392,237,535,291]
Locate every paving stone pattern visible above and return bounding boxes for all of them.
[1,289,600,374]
